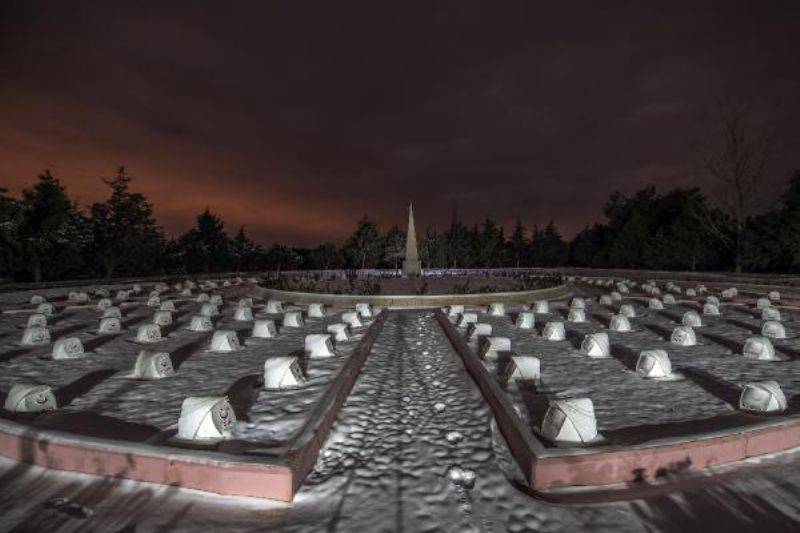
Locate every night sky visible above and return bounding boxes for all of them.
[1,1,799,246]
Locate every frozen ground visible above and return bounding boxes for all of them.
[2,280,800,531]
[468,294,800,444]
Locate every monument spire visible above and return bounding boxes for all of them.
[402,203,422,277]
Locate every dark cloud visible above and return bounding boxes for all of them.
[1,1,798,245]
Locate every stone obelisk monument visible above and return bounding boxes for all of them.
[402,203,422,277]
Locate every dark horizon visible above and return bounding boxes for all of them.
[2,1,799,247]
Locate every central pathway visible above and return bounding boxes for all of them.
[288,310,636,532]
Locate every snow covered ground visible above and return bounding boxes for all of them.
[2,280,800,531]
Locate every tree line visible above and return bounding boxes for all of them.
[1,163,799,283]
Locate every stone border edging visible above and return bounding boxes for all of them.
[259,284,569,308]
[0,311,389,502]
[434,309,800,494]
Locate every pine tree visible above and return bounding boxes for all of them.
[90,167,164,278]
[510,219,527,268]
[383,225,406,270]
[344,216,384,269]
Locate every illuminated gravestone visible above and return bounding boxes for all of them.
[742,336,778,361]
[721,288,737,299]
[543,321,566,341]
[457,313,477,328]
[541,398,598,444]
[147,295,161,308]
[762,307,781,321]
[177,397,236,441]
[609,291,622,302]
[619,303,636,318]
[685,288,696,297]
[22,326,50,346]
[447,305,464,317]
[305,334,335,358]
[569,297,586,310]
[705,295,720,306]
[98,317,121,334]
[26,313,47,328]
[30,295,45,305]
[768,291,781,302]
[234,307,253,321]
[152,311,173,326]
[609,314,631,332]
[209,294,223,306]
[136,323,162,343]
[266,300,283,313]
[252,319,277,338]
[264,357,305,390]
[327,323,349,341]
[131,284,142,294]
[283,311,304,328]
[756,297,771,309]
[200,303,219,317]
[210,330,240,352]
[671,326,696,346]
[308,303,326,318]
[581,332,610,358]
[567,308,586,323]
[36,303,54,317]
[761,321,786,339]
[489,302,506,316]
[3,383,57,413]
[103,306,122,318]
[703,303,720,316]
[342,311,363,328]
[222,280,231,288]
[506,356,541,382]
[196,293,210,303]
[160,300,177,312]
[181,288,193,297]
[598,295,613,306]
[515,312,535,329]
[467,323,492,341]
[356,303,373,318]
[132,350,175,380]
[636,349,680,380]
[68,292,89,303]
[52,337,86,360]
[479,336,511,361]
[682,311,702,327]
[534,300,549,313]
[648,298,664,310]
[188,315,213,332]
[96,298,113,311]
[739,381,787,414]
[662,294,676,305]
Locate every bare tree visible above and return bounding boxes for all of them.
[699,99,772,273]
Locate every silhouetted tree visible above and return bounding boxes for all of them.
[698,99,773,272]
[178,209,231,273]
[343,216,384,269]
[383,225,405,270]
[90,167,164,278]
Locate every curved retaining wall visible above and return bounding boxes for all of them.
[255,284,570,308]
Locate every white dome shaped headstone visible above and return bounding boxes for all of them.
[506,356,541,382]
[457,313,478,328]
[742,336,777,361]
[609,314,631,332]
[636,349,675,379]
[515,312,535,329]
[541,398,598,444]
[152,311,173,326]
[98,317,121,334]
[327,323,349,342]
[671,326,696,346]
[26,313,47,328]
[581,332,610,358]
[761,321,786,339]
[133,350,175,380]
[305,334,335,358]
[210,330,240,352]
[478,336,511,361]
[177,396,236,441]
[567,308,586,323]
[52,337,85,359]
[22,326,50,346]
[136,323,162,343]
[264,357,305,390]
[266,300,283,313]
[543,321,566,341]
[682,311,702,327]
[283,311,304,328]
[308,303,326,318]
[252,319,277,338]
[467,322,492,341]
[534,300,549,313]
[739,381,787,414]
[188,315,213,332]
[4,383,57,413]
[234,307,253,321]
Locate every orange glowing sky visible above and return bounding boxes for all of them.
[2,2,799,246]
